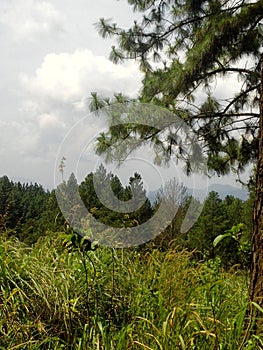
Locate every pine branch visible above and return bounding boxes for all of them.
[198,67,253,80]
[222,84,260,114]
[190,112,259,120]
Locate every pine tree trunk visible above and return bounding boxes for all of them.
[249,54,263,329]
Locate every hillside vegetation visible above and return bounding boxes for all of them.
[1,233,261,349]
[0,173,262,348]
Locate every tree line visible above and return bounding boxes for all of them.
[0,169,253,267]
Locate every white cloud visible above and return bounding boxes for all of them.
[20,49,142,103]
[0,0,64,41]
[0,110,67,162]
[0,120,39,156]
[38,113,65,130]
[16,49,142,169]
[19,100,41,115]
[72,97,88,112]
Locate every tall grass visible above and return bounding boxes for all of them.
[0,232,262,349]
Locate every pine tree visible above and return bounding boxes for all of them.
[79,167,153,228]
[95,0,263,323]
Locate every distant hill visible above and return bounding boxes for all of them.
[207,183,248,200]
[148,183,248,203]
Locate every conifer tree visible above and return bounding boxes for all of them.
[94,0,263,321]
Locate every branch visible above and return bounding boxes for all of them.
[190,112,259,120]
[198,67,253,81]
[222,84,260,114]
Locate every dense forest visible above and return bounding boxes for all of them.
[0,171,254,267]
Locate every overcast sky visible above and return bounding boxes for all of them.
[0,0,143,186]
[0,0,249,193]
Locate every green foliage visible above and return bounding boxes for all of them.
[213,223,244,247]
[1,171,254,270]
[187,191,252,267]
[79,165,153,228]
[0,169,154,244]
[0,172,254,269]
[187,191,229,260]
[61,231,98,253]
[0,176,63,244]
[213,223,251,268]
[0,233,262,349]
[94,0,262,179]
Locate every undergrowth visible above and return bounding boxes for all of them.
[0,232,262,349]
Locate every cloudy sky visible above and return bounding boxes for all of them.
[0,0,145,187]
[0,0,249,193]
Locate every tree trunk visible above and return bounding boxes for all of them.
[249,54,263,330]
